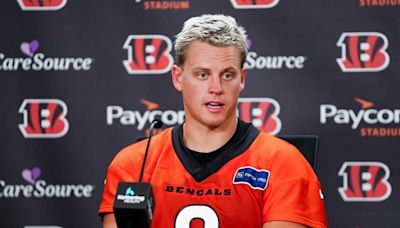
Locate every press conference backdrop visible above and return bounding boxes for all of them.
[0,0,399,227]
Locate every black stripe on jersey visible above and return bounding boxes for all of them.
[171,119,260,182]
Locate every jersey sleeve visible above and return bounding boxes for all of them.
[98,164,133,216]
[262,140,328,228]
[97,129,170,219]
[97,144,145,218]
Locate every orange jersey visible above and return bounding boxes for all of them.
[99,124,328,227]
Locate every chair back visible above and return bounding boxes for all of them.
[277,135,319,170]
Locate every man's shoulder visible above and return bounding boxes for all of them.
[251,132,315,174]
[254,131,297,151]
[248,132,306,164]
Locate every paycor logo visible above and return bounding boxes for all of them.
[0,167,95,198]
[359,0,400,7]
[106,99,184,132]
[134,0,190,10]
[320,98,400,137]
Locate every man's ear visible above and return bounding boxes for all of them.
[239,67,247,92]
[171,65,183,92]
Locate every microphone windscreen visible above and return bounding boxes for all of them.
[153,119,163,129]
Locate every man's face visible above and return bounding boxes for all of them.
[172,41,247,129]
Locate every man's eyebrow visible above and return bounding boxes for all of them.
[192,67,210,71]
[222,66,239,71]
[191,66,239,72]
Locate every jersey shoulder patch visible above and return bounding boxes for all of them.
[233,166,270,190]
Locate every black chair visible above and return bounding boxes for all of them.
[277,135,319,170]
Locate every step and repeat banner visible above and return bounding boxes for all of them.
[0,0,399,227]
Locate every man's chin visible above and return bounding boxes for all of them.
[201,117,233,130]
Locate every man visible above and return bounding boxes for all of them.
[99,14,328,228]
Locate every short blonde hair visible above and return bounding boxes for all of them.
[174,14,248,67]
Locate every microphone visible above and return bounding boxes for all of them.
[113,119,163,228]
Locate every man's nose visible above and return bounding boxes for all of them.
[208,76,223,94]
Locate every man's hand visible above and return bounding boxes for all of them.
[103,213,117,228]
[264,221,308,228]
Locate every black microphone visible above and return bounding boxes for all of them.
[113,119,163,228]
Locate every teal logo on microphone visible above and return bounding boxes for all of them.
[125,187,135,196]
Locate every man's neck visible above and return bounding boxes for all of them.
[182,118,238,153]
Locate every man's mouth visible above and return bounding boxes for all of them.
[206,102,223,109]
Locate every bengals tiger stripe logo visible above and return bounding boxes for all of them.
[17,0,67,11]
[338,161,391,202]
[19,99,69,138]
[230,0,280,9]
[337,32,390,72]
[123,35,173,75]
[237,97,281,135]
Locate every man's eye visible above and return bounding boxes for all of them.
[197,72,208,79]
[222,73,234,80]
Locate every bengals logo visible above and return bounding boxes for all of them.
[230,0,280,9]
[337,32,390,72]
[338,161,391,202]
[123,35,173,75]
[17,0,67,11]
[237,97,281,135]
[19,99,69,138]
